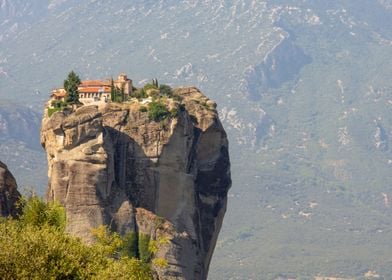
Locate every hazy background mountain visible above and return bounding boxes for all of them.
[0,0,391,278]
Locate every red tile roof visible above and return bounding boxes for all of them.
[52,92,66,97]
[51,89,66,97]
[78,86,111,93]
[80,80,110,87]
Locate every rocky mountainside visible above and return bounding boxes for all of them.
[0,104,47,191]
[0,160,20,217]
[40,88,231,280]
[2,0,392,278]
[0,104,41,149]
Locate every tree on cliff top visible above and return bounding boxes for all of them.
[110,78,116,102]
[64,70,81,104]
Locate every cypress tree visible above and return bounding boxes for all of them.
[64,71,81,104]
[121,85,125,102]
[110,78,116,102]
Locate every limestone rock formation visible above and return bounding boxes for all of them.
[0,161,21,217]
[40,87,231,280]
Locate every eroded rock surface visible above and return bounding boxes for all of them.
[0,160,20,217]
[41,87,231,280]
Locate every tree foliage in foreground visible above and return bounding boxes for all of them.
[0,197,152,280]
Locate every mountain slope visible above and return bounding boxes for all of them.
[1,0,391,278]
[0,103,47,192]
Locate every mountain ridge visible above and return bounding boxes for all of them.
[1,1,391,278]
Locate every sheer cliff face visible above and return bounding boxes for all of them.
[40,87,231,280]
[0,161,20,218]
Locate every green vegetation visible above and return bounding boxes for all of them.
[51,100,67,108]
[148,101,169,121]
[158,84,173,97]
[120,86,125,102]
[94,258,151,280]
[143,83,158,91]
[4,1,392,278]
[149,89,160,100]
[152,258,168,269]
[138,234,152,263]
[64,70,81,104]
[139,106,148,113]
[110,78,116,102]
[129,82,175,103]
[91,226,166,269]
[132,88,147,99]
[145,83,174,98]
[0,220,101,279]
[112,87,125,102]
[19,195,66,231]
[0,196,152,279]
[143,83,160,100]
[90,225,124,258]
[47,107,62,117]
[121,232,139,258]
[48,100,69,117]
[110,79,125,103]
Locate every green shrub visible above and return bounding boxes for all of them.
[159,84,173,97]
[51,100,67,108]
[143,83,158,91]
[139,106,148,113]
[0,219,152,280]
[0,220,96,279]
[0,197,166,279]
[149,89,160,100]
[138,234,152,263]
[91,225,123,258]
[47,107,62,117]
[148,101,169,121]
[133,88,147,99]
[91,227,159,265]
[0,197,152,280]
[19,196,66,231]
[113,94,124,103]
[121,232,139,258]
[152,258,168,269]
[48,100,68,117]
[95,257,151,280]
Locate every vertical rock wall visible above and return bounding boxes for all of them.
[0,160,20,217]
[40,87,231,280]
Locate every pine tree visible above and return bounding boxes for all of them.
[64,71,81,104]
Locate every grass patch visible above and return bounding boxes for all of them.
[47,107,62,117]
